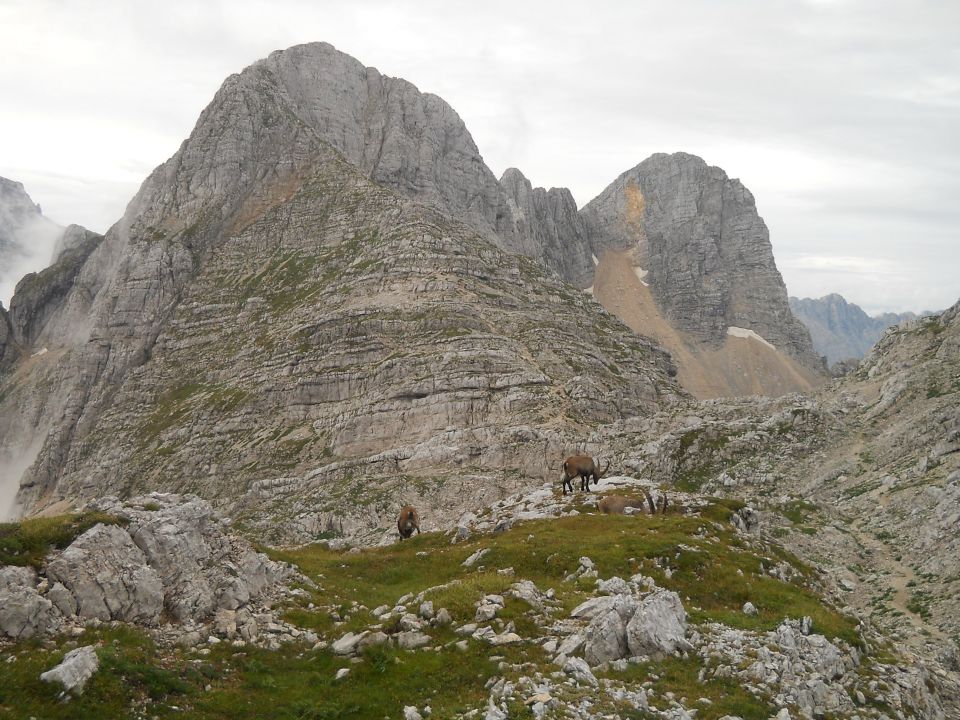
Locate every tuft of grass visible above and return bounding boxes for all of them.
[0,512,126,568]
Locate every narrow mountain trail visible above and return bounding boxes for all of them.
[848,520,948,646]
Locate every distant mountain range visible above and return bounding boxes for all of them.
[789,293,930,364]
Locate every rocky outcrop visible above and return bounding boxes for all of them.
[581,153,821,371]
[790,293,923,364]
[46,523,164,624]
[0,566,56,639]
[575,578,690,666]
[0,494,292,640]
[90,493,290,620]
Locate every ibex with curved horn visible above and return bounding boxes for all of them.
[561,454,610,495]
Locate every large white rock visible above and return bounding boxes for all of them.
[40,645,99,695]
[99,494,288,621]
[625,589,690,657]
[332,631,369,655]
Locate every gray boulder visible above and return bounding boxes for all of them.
[584,606,629,665]
[625,589,690,657]
[46,582,78,617]
[0,585,58,639]
[0,565,36,591]
[562,656,599,687]
[40,645,99,696]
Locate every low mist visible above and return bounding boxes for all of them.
[0,210,63,309]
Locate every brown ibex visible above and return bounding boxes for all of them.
[597,495,644,514]
[561,454,610,494]
[397,505,421,540]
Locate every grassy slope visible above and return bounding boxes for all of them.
[1,499,859,719]
[0,512,125,569]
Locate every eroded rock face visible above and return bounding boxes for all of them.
[499,168,595,288]
[581,153,821,370]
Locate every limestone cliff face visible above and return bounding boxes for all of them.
[789,293,921,364]
[499,168,596,289]
[244,44,638,288]
[0,43,683,538]
[257,44,508,236]
[581,153,821,371]
[0,305,15,372]
[8,226,103,349]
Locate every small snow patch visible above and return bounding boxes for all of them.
[726,326,775,350]
[583,286,594,295]
[591,254,599,266]
[633,267,649,286]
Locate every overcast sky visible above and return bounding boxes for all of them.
[1,0,957,314]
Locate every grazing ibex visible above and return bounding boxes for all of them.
[561,454,610,495]
[598,495,644,514]
[397,505,421,540]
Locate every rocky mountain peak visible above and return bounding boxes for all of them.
[582,152,821,370]
[242,42,516,248]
